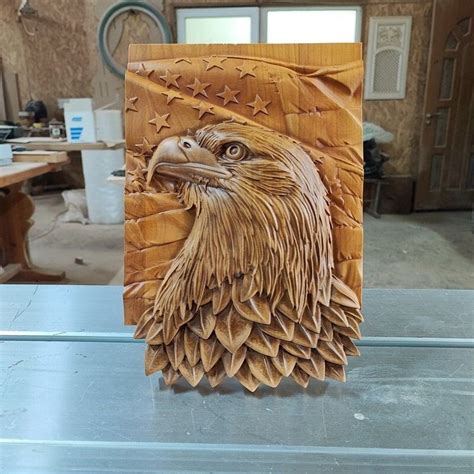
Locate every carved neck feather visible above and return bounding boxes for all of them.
[154,164,334,318]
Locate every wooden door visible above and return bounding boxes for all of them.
[415,0,474,210]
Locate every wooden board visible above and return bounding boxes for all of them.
[0,57,7,122]
[124,44,363,390]
[0,162,49,187]
[3,66,20,123]
[0,161,66,188]
[13,150,69,164]
[7,138,125,151]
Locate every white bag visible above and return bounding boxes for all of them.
[60,189,89,224]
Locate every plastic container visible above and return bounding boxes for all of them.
[64,99,96,143]
[82,149,124,224]
[81,108,124,224]
[94,109,123,141]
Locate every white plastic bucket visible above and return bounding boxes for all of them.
[64,99,96,143]
[82,149,124,224]
[95,109,123,142]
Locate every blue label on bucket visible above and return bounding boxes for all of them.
[70,127,83,140]
[66,110,95,142]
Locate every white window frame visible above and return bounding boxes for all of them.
[260,6,362,43]
[176,7,259,44]
[364,16,412,100]
[176,6,362,44]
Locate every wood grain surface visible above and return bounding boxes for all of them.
[124,44,363,390]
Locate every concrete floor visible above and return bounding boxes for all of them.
[27,193,473,289]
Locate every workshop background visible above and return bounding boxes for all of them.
[0,0,472,287]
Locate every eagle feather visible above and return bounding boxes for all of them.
[135,122,363,391]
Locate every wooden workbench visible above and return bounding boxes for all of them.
[0,160,68,282]
[7,138,125,152]
[0,286,472,472]
[0,161,64,188]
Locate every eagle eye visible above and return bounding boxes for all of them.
[224,143,247,161]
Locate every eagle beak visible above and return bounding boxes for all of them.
[146,136,231,186]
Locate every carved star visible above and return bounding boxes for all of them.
[135,137,156,155]
[247,94,271,116]
[159,70,181,88]
[130,163,146,181]
[216,85,240,105]
[236,62,257,78]
[186,78,211,98]
[125,96,138,112]
[161,89,184,104]
[126,162,148,193]
[192,101,215,119]
[148,112,171,133]
[136,63,154,78]
[174,57,192,64]
[202,56,227,71]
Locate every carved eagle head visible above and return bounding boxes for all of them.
[140,122,362,389]
[148,122,318,201]
[147,122,333,318]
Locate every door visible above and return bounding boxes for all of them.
[415,0,474,210]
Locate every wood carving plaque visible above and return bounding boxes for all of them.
[124,44,364,390]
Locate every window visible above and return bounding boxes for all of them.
[263,7,361,43]
[177,6,362,44]
[176,7,259,44]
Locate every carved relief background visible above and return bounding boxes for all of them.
[124,44,363,389]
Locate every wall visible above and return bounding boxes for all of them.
[0,0,92,116]
[164,0,433,177]
[0,0,432,178]
[361,0,433,176]
[0,1,30,111]
[0,0,163,114]
[84,0,165,109]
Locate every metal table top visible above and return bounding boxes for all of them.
[1,285,473,337]
[0,285,473,473]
